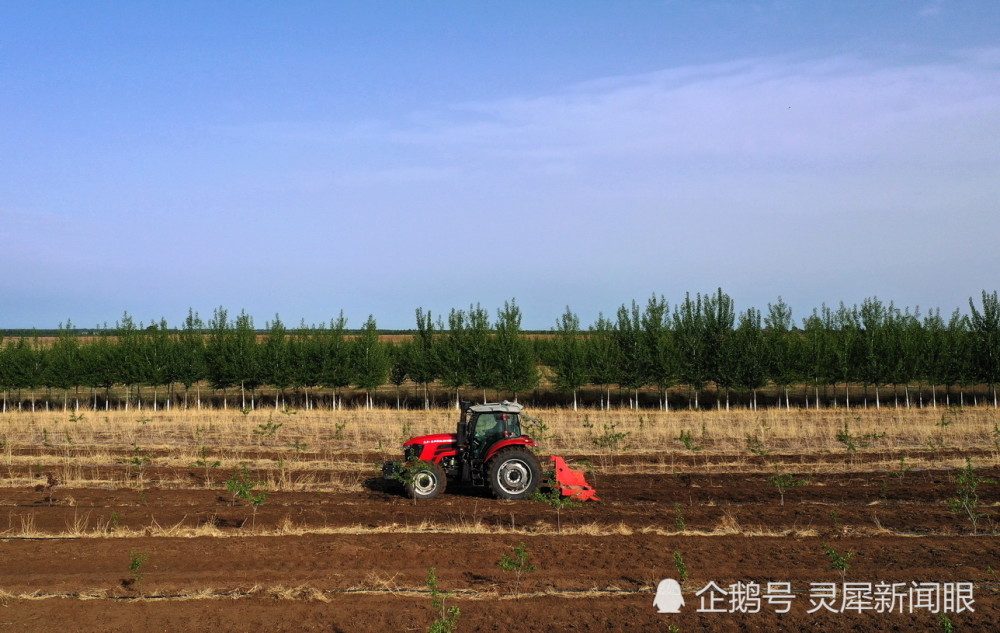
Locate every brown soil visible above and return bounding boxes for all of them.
[1,457,998,631]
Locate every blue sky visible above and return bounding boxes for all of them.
[2,1,999,330]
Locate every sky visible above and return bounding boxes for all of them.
[2,1,999,330]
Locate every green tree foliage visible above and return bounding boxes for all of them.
[464,304,495,400]
[585,313,620,410]
[493,300,538,401]
[969,291,1000,406]
[4,290,1000,411]
[614,301,647,408]
[351,315,389,409]
[765,297,798,409]
[409,308,439,409]
[437,309,468,408]
[642,294,675,411]
[550,307,588,410]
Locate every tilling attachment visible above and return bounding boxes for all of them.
[550,455,599,501]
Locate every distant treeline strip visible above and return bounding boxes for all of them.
[1,291,998,411]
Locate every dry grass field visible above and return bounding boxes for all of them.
[0,406,998,632]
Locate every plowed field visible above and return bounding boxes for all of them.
[1,409,998,632]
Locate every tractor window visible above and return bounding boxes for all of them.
[473,414,501,444]
[472,412,521,446]
[505,414,521,437]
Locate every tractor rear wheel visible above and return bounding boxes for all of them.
[404,461,446,500]
[487,448,542,500]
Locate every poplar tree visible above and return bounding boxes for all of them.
[176,309,207,408]
[465,304,495,402]
[833,304,861,408]
[586,314,620,410]
[388,341,410,409]
[858,298,892,409]
[642,295,675,411]
[614,301,646,408]
[801,307,834,409]
[351,315,389,409]
[232,311,261,409]
[409,308,439,409]
[551,307,588,410]
[319,313,352,409]
[764,298,796,409]
[0,336,8,412]
[115,313,143,411]
[45,320,82,411]
[138,318,174,410]
[262,315,294,409]
[733,308,768,409]
[969,291,1000,407]
[493,300,538,402]
[437,309,469,408]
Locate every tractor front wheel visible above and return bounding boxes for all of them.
[404,461,446,500]
[487,448,542,500]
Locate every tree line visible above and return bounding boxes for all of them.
[0,291,998,412]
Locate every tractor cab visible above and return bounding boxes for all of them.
[462,402,524,460]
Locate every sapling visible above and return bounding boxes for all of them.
[821,543,853,582]
[128,549,150,593]
[888,456,911,480]
[673,503,686,532]
[191,446,221,485]
[593,420,630,466]
[835,422,885,453]
[672,551,688,584]
[531,485,580,533]
[426,567,460,633]
[745,433,770,456]
[225,464,268,527]
[333,421,347,440]
[677,429,702,452]
[769,467,807,506]
[123,444,152,488]
[498,542,536,599]
[938,613,955,633]
[522,415,554,447]
[949,458,995,535]
[253,416,283,444]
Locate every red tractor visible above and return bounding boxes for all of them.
[382,401,598,502]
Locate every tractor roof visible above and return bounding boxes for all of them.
[467,401,524,414]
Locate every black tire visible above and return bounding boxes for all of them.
[403,461,446,500]
[487,448,542,500]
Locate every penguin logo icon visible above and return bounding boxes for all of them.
[653,578,685,613]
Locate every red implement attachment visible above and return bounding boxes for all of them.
[550,456,599,501]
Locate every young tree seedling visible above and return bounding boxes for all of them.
[673,503,687,532]
[123,444,152,488]
[225,464,269,528]
[498,542,536,599]
[745,432,770,456]
[128,549,150,593]
[949,457,995,535]
[532,484,581,533]
[769,467,807,506]
[821,543,853,582]
[191,446,221,485]
[426,567,461,633]
[672,551,688,585]
[677,429,702,452]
